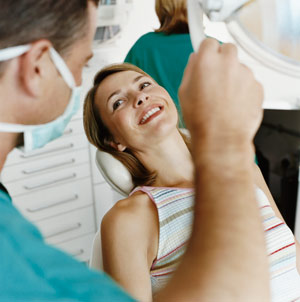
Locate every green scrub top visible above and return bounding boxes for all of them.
[0,184,135,302]
[125,32,194,128]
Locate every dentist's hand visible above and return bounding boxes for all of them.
[178,38,264,155]
[173,40,270,302]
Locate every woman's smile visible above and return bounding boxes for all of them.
[139,105,163,125]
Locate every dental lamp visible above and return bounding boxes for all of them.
[187,0,300,109]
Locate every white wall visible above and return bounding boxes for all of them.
[118,0,160,60]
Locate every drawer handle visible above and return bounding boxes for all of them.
[44,222,82,239]
[22,159,76,175]
[20,143,74,159]
[63,128,73,136]
[24,173,77,190]
[26,194,78,213]
[69,249,84,257]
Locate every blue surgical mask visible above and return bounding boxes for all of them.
[0,45,82,152]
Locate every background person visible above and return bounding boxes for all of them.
[124,0,194,127]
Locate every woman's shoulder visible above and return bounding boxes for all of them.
[101,191,159,259]
[112,190,152,212]
[101,190,157,236]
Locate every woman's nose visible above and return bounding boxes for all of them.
[134,94,149,107]
[137,99,143,106]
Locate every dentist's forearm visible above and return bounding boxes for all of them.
[155,143,270,302]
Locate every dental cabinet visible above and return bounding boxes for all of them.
[1,99,123,263]
[1,0,158,263]
[2,115,97,263]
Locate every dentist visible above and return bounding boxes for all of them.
[0,0,269,301]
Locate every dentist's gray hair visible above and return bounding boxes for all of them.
[0,0,99,76]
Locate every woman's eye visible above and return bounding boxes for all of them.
[113,99,124,111]
[140,82,151,90]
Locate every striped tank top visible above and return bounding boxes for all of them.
[130,186,300,301]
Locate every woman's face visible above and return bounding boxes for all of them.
[94,70,178,151]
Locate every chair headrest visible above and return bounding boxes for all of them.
[95,150,134,196]
[94,129,190,197]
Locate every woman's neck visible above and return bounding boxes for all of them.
[134,130,194,188]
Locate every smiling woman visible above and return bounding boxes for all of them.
[83,63,300,302]
[83,63,188,187]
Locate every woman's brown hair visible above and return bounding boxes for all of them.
[155,0,189,34]
[83,63,190,188]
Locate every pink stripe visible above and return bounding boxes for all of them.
[269,242,295,256]
[130,187,156,204]
[260,205,271,209]
[265,222,284,232]
[152,271,173,277]
[138,185,194,191]
[156,240,187,262]
[130,187,192,206]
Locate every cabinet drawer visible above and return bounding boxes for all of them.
[37,205,95,245]
[55,233,95,262]
[2,149,89,183]
[5,133,88,167]
[6,163,91,197]
[13,178,94,222]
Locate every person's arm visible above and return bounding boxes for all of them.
[101,193,158,302]
[253,163,300,274]
[155,39,270,301]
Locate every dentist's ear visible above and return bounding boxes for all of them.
[109,141,127,152]
[19,39,52,97]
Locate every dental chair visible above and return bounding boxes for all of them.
[89,150,134,270]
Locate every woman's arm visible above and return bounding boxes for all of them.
[101,193,159,302]
[253,163,300,274]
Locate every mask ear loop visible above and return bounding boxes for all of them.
[49,48,75,89]
[0,45,30,62]
[0,45,34,132]
[0,45,31,61]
